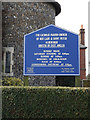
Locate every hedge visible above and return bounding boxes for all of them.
[82,80,90,87]
[1,86,90,119]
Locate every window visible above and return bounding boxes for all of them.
[2,47,14,76]
[5,51,11,73]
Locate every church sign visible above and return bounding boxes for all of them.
[24,25,80,76]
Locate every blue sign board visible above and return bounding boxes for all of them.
[24,24,80,76]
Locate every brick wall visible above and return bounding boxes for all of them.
[80,25,87,80]
[80,49,86,80]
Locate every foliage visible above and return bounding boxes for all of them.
[1,86,90,119]
[87,74,90,80]
[2,77,24,86]
[23,76,29,86]
[82,80,90,87]
[75,76,81,87]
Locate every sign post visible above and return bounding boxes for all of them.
[24,25,80,77]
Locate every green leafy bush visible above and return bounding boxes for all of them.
[75,76,81,87]
[2,77,24,86]
[1,86,90,119]
[23,76,29,86]
[82,80,90,87]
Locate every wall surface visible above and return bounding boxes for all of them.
[2,2,56,86]
[0,1,2,83]
[0,2,2,120]
[80,49,86,80]
[88,2,90,74]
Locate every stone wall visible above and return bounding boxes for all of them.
[0,2,2,120]
[2,2,56,86]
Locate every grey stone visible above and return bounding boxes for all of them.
[2,2,57,86]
